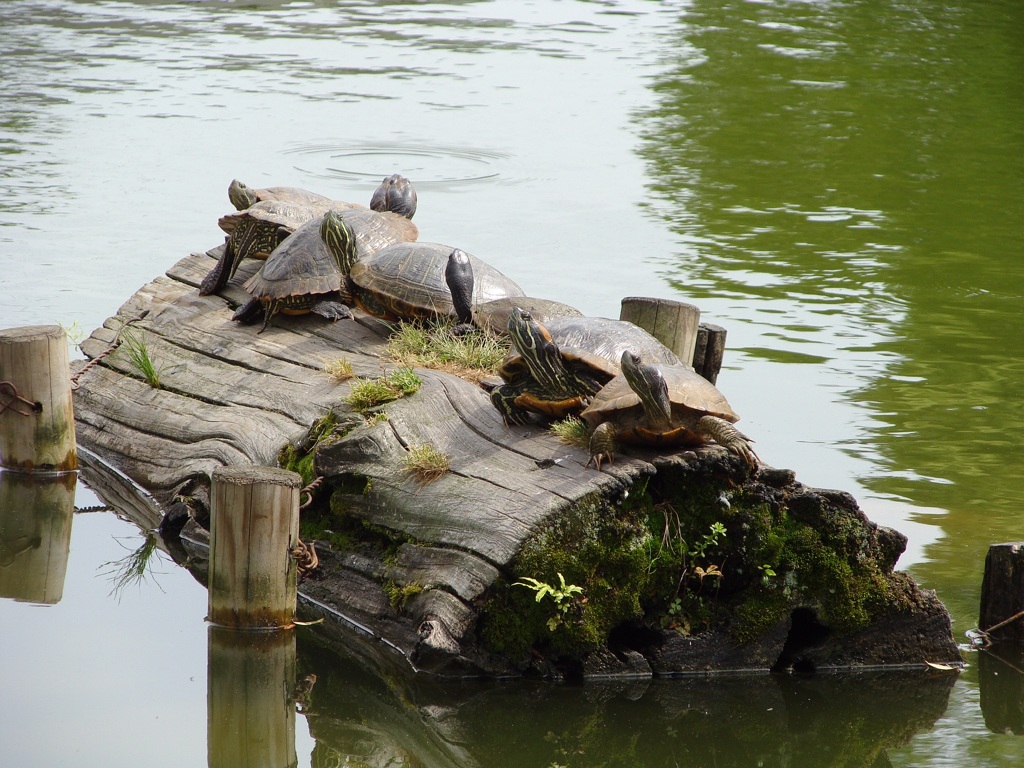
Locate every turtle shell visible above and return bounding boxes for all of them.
[472,296,582,335]
[243,209,418,304]
[493,315,683,421]
[348,242,524,322]
[498,316,682,384]
[228,180,332,211]
[580,362,740,446]
[218,198,364,251]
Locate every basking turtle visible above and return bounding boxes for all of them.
[227,180,332,211]
[346,243,525,324]
[490,308,681,425]
[581,350,757,470]
[200,174,417,296]
[233,207,418,330]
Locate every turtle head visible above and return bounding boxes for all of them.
[320,210,358,274]
[508,307,566,392]
[370,174,417,219]
[228,179,258,211]
[445,249,475,326]
[621,350,673,429]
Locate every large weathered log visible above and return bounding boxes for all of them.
[72,246,962,679]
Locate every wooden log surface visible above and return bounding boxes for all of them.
[71,245,665,668]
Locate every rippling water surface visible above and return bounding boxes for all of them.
[1,0,1023,765]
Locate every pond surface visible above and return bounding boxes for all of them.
[1,0,1023,765]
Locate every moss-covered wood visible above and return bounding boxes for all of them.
[72,245,961,679]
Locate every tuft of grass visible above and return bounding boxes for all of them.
[345,367,422,414]
[549,416,592,449]
[322,356,354,382]
[118,327,164,389]
[387,320,509,382]
[99,533,167,601]
[403,443,450,483]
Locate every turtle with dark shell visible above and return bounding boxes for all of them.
[489,308,681,425]
[232,207,418,330]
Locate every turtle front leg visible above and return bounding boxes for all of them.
[490,386,532,426]
[198,237,237,296]
[697,415,759,467]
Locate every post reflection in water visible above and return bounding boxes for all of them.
[978,646,1024,737]
[207,626,299,768]
[0,470,76,605]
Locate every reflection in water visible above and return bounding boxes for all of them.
[637,0,1024,603]
[208,626,298,768]
[296,627,956,768]
[0,471,76,604]
[98,530,168,600]
[978,647,1024,737]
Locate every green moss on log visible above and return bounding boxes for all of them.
[480,483,654,660]
[479,458,903,663]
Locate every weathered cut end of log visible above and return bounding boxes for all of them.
[0,324,77,472]
[72,245,961,679]
[980,542,1024,645]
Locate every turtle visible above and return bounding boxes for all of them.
[226,179,332,211]
[346,242,525,324]
[232,207,418,330]
[490,308,682,425]
[581,350,758,470]
[200,174,417,296]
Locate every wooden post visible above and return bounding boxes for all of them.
[208,465,301,629]
[0,325,77,472]
[619,297,701,365]
[979,543,1024,644]
[0,470,76,604]
[692,323,728,384]
[207,626,298,768]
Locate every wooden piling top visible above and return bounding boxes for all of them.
[212,465,303,488]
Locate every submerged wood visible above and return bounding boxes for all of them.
[72,245,962,679]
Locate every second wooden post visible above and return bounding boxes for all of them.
[208,465,301,629]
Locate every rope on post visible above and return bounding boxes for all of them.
[0,380,43,417]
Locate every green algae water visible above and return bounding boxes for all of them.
[1,0,1023,765]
